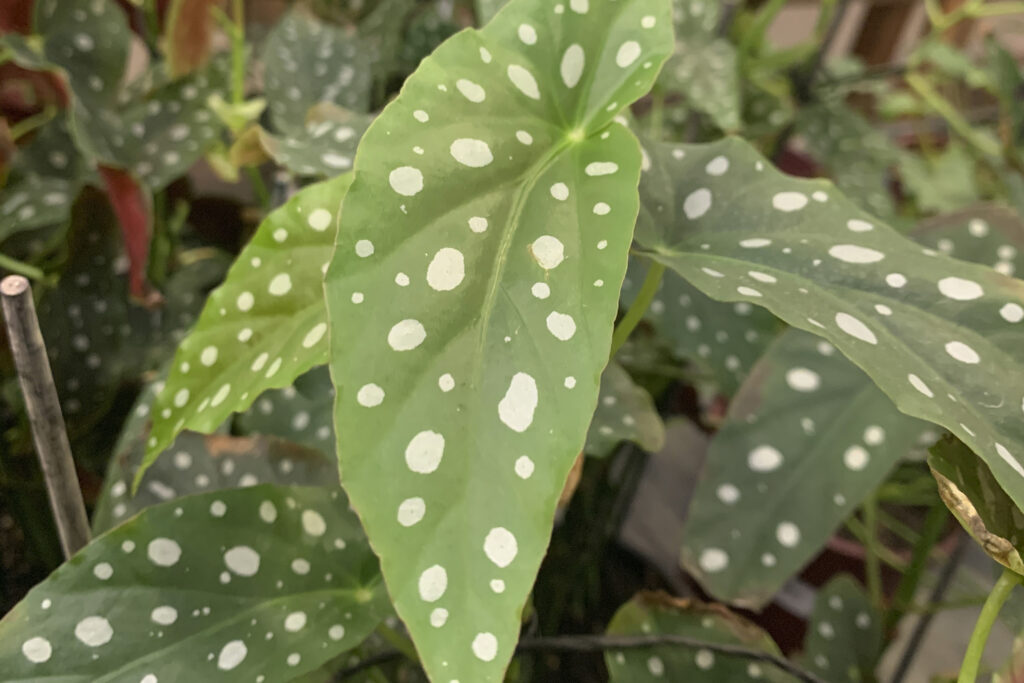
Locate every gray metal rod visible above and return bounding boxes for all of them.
[1,275,91,558]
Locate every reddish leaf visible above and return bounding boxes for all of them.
[164,0,218,78]
[98,165,156,304]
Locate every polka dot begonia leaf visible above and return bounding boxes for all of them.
[929,436,1024,575]
[262,6,373,133]
[139,174,353,485]
[30,0,229,191]
[0,485,390,682]
[324,0,675,679]
[0,176,77,244]
[680,328,930,608]
[800,576,882,682]
[258,108,373,178]
[605,591,794,682]
[634,137,1024,513]
[94,379,338,533]
[622,255,782,394]
[236,367,337,456]
[910,204,1024,280]
[585,360,665,458]
[657,0,741,133]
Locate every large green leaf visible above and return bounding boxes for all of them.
[605,591,795,682]
[141,175,352,481]
[801,576,882,682]
[324,0,674,679]
[929,436,1024,575]
[680,329,930,607]
[634,137,1024,512]
[0,485,388,682]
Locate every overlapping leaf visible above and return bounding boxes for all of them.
[262,6,372,131]
[634,137,1024,512]
[236,366,337,456]
[622,256,780,394]
[95,379,338,533]
[258,107,372,178]
[910,204,1024,279]
[929,437,1024,575]
[585,361,665,457]
[0,485,388,682]
[680,329,930,607]
[801,576,882,682]
[142,174,352,480]
[325,0,674,679]
[605,592,795,682]
[0,176,75,243]
[657,0,740,132]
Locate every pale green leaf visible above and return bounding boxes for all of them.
[142,174,352,482]
[909,204,1024,279]
[801,576,883,682]
[680,329,930,607]
[325,0,675,679]
[0,485,388,682]
[585,360,665,457]
[634,137,1024,513]
[605,591,795,682]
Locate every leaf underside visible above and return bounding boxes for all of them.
[0,485,389,682]
[325,0,674,679]
[635,137,1024,512]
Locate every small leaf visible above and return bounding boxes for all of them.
[622,255,781,394]
[897,142,982,214]
[585,360,664,457]
[325,0,674,679]
[634,137,1024,512]
[605,591,795,682]
[680,329,930,607]
[929,436,1024,575]
[164,0,218,77]
[0,485,389,681]
[801,576,883,682]
[142,174,352,481]
[657,0,740,132]
[0,175,75,244]
[258,105,372,178]
[262,6,372,132]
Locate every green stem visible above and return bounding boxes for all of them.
[957,568,1022,683]
[905,72,1001,158]
[971,2,1024,17]
[647,88,664,141]
[0,252,49,283]
[374,623,418,663]
[9,106,57,141]
[230,0,245,105]
[862,499,883,609]
[609,261,664,359]
[245,166,270,210]
[885,501,948,633]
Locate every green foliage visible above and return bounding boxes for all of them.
[801,576,883,682]
[605,592,795,681]
[236,367,337,456]
[142,174,352,480]
[323,0,674,679]
[0,485,389,681]
[898,142,981,214]
[681,329,929,607]
[585,361,665,457]
[909,205,1024,279]
[635,136,1024,514]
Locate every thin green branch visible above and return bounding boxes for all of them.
[863,499,884,610]
[957,568,1022,683]
[609,261,664,358]
[373,623,418,662]
[0,253,49,283]
[905,72,1001,158]
[9,106,57,141]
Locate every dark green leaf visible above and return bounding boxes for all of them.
[801,576,882,682]
[585,360,665,457]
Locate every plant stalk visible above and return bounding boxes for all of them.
[957,567,1022,683]
[609,261,664,358]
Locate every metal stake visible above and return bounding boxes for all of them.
[1,275,91,558]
